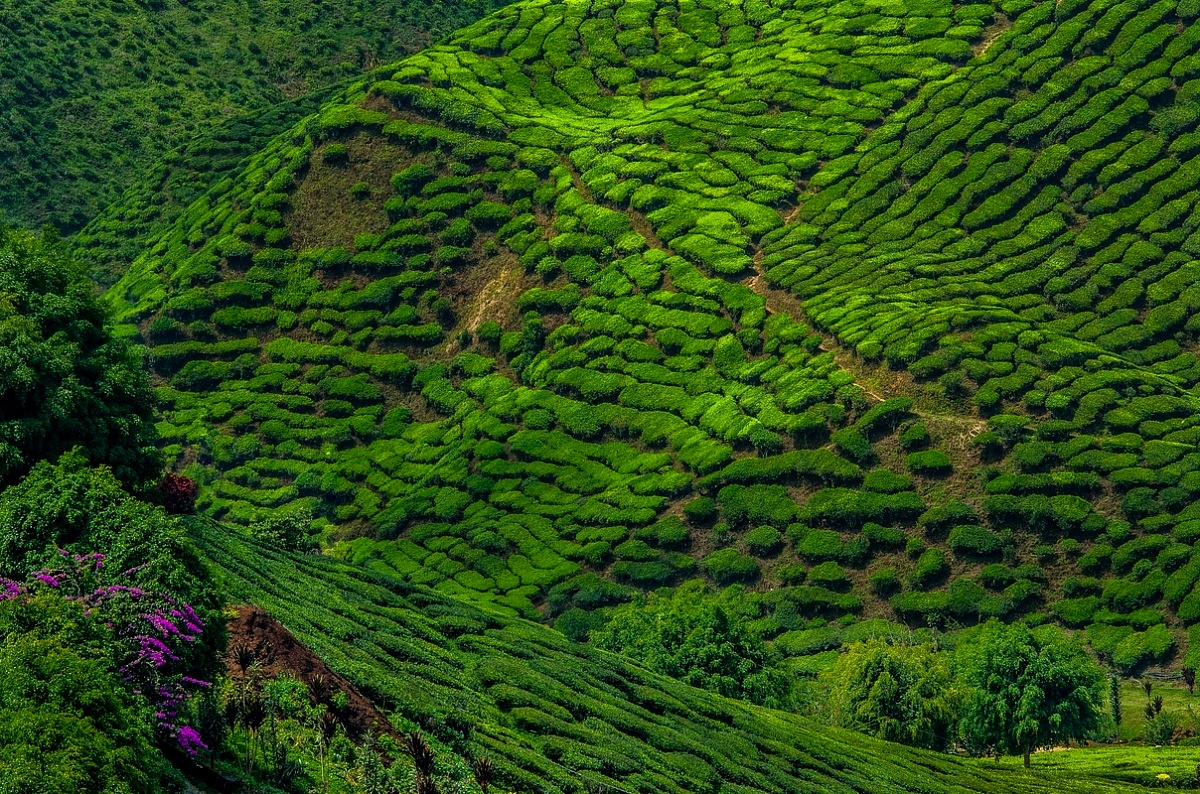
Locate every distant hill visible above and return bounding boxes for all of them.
[107,0,1200,677]
[0,0,517,232]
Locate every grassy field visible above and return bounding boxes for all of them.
[1117,679,1200,743]
[1002,745,1200,788]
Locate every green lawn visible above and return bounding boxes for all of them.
[1013,745,1200,788]
[1117,680,1200,743]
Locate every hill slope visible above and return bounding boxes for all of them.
[194,518,1145,794]
[108,0,1200,673]
[0,0,516,231]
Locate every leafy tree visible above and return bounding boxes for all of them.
[822,639,961,751]
[592,581,790,707]
[0,229,160,488]
[250,504,318,552]
[0,594,172,793]
[959,621,1106,767]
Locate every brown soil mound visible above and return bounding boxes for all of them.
[224,606,399,742]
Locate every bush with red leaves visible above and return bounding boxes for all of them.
[156,473,197,515]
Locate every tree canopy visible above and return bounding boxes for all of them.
[959,621,1106,767]
[592,581,791,708]
[824,639,961,751]
[0,229,160,488]
[0,594,172,793]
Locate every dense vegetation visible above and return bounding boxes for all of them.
[193,518,1151,793]
[0,0,517,231]
[0,229,160,487]
[8,0,1200,788]
[99,0,1200,683]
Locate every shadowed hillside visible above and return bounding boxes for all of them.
[0,0,517,231]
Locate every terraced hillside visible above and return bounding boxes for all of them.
[0,0,516,231]
[194,518,1149,794]
[75,84,347,287]
[109,0,1200,673]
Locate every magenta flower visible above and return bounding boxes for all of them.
[176,726,208,757]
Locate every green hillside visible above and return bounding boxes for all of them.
[193,517,1148,794]
[106,0,1200,676]
[0,0,516,231]
[74,83,350,286]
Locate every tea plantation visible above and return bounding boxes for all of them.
[0,0,517,231]
[193,517,1151,793]
[104,0,1200,679]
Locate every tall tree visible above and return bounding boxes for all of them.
[0,228,160,488]
[592,581,791,708]
[823,639,961,751]
[959,621,1105,767]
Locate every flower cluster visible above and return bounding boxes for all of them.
[2,549,211,757]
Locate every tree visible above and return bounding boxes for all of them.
[959,621,1106,767]
[823,639,961,751]
[592,580,791,707]
[0,228,160,488]
[250,504,317,552]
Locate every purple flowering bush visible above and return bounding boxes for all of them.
[1,550,212,757]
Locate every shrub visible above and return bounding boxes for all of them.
[684,496,718,523]
[745,526,783,557]
[796,529,845,561]
[832,428,874,463]
[948,525,1006,557]
[907,549,948,589]
[718,484,797,527]
[808,561,849,589]
[870,567,901,596]
[907,451,953,475]
[321,142,348,164]
[862,523,906,548]
[701,549,760,583]
[155,472,197,515]
[900,423,930,450]
[919,501,978,534]
[862,470,913,494]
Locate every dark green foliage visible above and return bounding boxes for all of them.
[959,622,1106,767]
[684,496,718,523]
[908,549,948,589]
[948,525,1007,558]
[0,596,171,793]
[907,450,953,475]
[0,230,160,487]
[744,526,783,557]
[832,428,875,463]
[250,504,317,552]
[593,581,789,707]
[824,639,959,751]
[718,484,797,527]
[0,452,219,666]
[193,523,1123,794]
[701,549,760,584]
[1,0,519,232]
